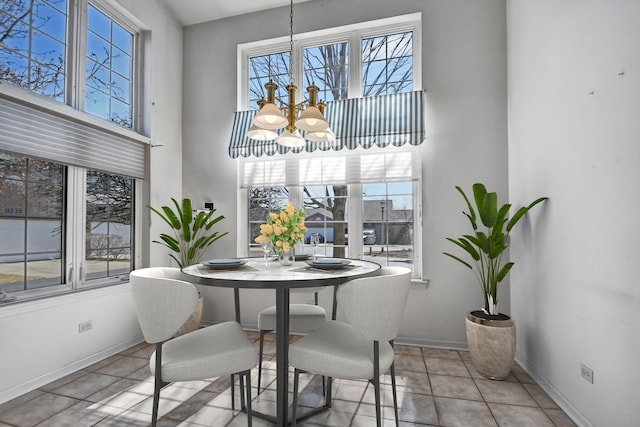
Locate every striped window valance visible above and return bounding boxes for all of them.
[228,90,425,159]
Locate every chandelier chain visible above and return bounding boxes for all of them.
[289,0,294,85]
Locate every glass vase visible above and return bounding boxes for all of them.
[278,247,295,266]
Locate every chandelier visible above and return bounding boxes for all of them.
[247,0,334,147]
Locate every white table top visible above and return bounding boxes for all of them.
[182,257,381,289]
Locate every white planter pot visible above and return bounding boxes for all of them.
[465,310,515,380]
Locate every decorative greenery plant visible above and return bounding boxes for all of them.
[443,183,547,316]
[149,198,228,269]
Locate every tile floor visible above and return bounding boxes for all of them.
[0,331,577,426]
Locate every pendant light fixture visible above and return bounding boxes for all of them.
[247,0,334,146]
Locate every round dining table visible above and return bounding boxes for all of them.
[182,257,381,426]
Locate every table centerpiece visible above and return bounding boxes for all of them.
[255,202,307,266]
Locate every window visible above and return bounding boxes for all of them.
[362,182,414,266]
[303,41,349,102]
[1,0,139,131]
[85,4,134,127]
[241,147,422,278]
[238,14,422,277]
[0,0,68,101]
[362,32,413,96]
[238,13,421,108]
[249,52,290,110]
[0,153,65,294]
[85,170,133,281]
[0,152,137,302]
[248,186,289,248]
[0,0,143,304]
[303,184,349,258]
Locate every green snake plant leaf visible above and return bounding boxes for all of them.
[446,237,480,261]
[155,234,180,252]
[506,197,548,232]
[470,232,491,254]
[149,198,228,270]
[169,254,183,269]
[443,252,474,270]
[176,198,193,243]
[479,190,498,228]
[488,239,507,259]
[193,211,207,233]
[456,186,478,230]
[158,206,181,230]
[496,262,514,283]
[204,213,224,230]
[491,204,510,241]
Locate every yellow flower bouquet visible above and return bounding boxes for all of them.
[255,202,307,255]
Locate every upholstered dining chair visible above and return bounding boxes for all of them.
[130,267,258,427]
[256,286,327,395]
[288,266,412,427]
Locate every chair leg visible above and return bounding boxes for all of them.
[292,368,300,427]
[230,374,235,412]
[239,374,246,411]
[151,372,161,427]
[373,341,381,427]
[151,343,168,427]
[391,361,399,427]
[257,329,266,395]
[244,370,253,427]
[326,377,332,411]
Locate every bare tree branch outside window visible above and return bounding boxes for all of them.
[0,1,134,128]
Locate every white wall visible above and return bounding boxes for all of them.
[508,1,640,426]
[0,0,184,404]
[181,0,509,348]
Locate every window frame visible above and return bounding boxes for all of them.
[1,0,144,132]
[0,0,146,305]
[236,14,423,279]
[237,146,423,279]
[237,12,422,109]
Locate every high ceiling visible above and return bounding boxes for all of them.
[161,0,312,26]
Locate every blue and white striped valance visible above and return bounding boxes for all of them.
[228,90,425,158]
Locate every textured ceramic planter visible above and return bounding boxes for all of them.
[465,311,516,380]
[173,293,204,337]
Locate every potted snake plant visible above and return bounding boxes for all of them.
[149,197,228,269]
[444,183,547,379]
[148,198,228,335]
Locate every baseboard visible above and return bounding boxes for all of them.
[515,353,593,427]
[395,336,468,351]
[0,335,144,405]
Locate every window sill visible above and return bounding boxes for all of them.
[0,282,131,319]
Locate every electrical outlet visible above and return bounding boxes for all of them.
[580,363,594,384]
[78,320,93,333]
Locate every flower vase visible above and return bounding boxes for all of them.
[278,247,295,266]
